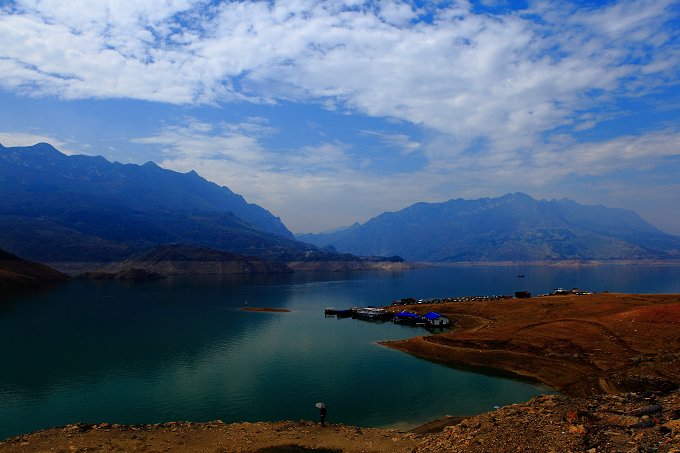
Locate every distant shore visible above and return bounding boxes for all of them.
[428,259,680,267]
[239,307,291,312]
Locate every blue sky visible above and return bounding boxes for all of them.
[1,0,680,235]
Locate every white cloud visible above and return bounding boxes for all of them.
[0,131,76,153]
[2,0,677,128]
[131,118,273,164]
[360,130,421,154]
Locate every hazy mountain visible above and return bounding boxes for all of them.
[294,222,362,247]
[0,142,409,270]
[306,193,680,263]
[0,142,292,237]
[0,142,317,263]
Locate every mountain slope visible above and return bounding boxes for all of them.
[0,248,71,288]
[312,193,680,262]
[0,142,292,238]
[103,244,294,275]
[0,143,320,263]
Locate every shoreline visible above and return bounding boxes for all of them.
[380,292,680,397]
[3,388,679,452]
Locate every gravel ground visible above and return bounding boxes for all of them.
[3,388,679,453]
[0,420,427,453]
[415,388,680,453]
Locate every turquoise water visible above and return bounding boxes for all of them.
[2,265,680,440]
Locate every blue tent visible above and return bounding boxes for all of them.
[394,312,419,318]
[423,312,442,319]
[423,312,450,326]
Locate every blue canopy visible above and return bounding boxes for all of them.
[393,312,418,317]
[424,312,444,320]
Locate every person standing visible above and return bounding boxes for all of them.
[320,405,327,426]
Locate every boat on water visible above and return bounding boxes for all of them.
[336,309,354,318]
[354,307,391,320]
[392,312,422,325]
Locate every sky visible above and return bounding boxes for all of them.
[1,0,680,235]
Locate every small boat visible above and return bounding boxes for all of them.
[392,312,421,325]
[336,309,354,318]
[325,308,341,315]
[355,307,391,320]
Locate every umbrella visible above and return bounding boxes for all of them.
[315,403,326,409]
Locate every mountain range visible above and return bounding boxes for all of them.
[0,143,320,264]
[2,142,679,267]
[297,193,680,263]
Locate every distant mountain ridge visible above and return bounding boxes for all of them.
[0,142,292,238]
[300,193,680,263]
[0,142,324,264]
[295,222,361,247]
[0,142,412,270]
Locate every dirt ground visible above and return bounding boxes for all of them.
[3,390,679,453]
[0,420,426,453]
[3,293,680,453]
[382,293,680,397]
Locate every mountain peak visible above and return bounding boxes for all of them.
[0,142,295,243]
[303,193,680,263]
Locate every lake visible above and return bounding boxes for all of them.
[2,265,680,440]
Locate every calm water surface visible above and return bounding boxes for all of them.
[2,265,680,439]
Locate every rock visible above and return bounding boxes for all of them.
[661,419,680,433]
[568,425,587,435]
[630,419,655,429]
[634,405,662,416]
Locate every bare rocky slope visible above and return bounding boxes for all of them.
[101,244,295,275]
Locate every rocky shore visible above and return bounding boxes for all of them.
[2,388,679,453]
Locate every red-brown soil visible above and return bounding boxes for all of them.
[381,293,680,397]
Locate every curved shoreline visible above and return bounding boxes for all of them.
[380,293,680,397]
